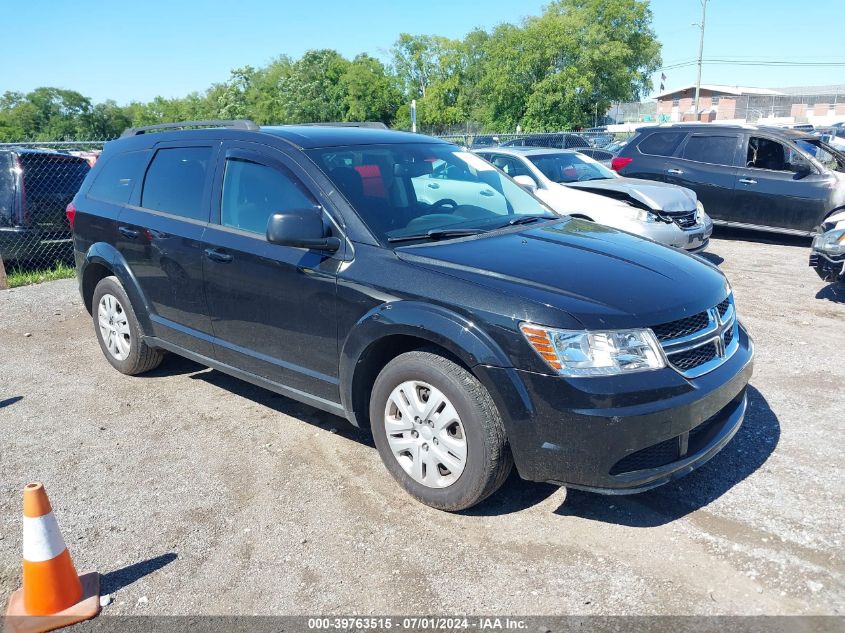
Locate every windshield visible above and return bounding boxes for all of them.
[795,139,845,172]
[527,152,617,183]
[307,143,557,243]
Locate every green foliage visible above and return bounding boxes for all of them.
[0,0,660,140]
[7,261,76,288]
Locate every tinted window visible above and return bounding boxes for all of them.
[638,132,686,156]
[88,150,150,204]
[141,147,212,220]
[682,135,737,165]
[221,159,316,234]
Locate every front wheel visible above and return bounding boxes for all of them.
[370,350,513,511]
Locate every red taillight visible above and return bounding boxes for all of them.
[66,202,77,230]
[611,156,633,172]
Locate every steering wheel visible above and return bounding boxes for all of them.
[429,198,458,210]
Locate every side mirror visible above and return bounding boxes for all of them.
[513,174,538,193]
[266,209,341,252]
[792,163,814,179]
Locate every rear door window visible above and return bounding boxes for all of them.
[87,150,151,204]
[681,135,739,166]
[638,131,687,156]
[141,147,213,220]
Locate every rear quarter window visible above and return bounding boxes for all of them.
[87,150,151,204]
[681,135,738,166]
[637,131,687,157]
[141,147,213,220]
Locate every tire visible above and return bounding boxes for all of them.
[91,276,163,375]
[370,349,513,511]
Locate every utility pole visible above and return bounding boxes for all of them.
[693,0,708,117]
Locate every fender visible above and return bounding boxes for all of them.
[81,242,155,337]
[338,300,534,429]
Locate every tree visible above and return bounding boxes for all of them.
[277,49,350,123]
[340,54,400,124]
[477,0,661,131]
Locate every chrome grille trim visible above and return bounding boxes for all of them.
[651,294,738,378]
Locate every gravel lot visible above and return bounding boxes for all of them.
[0,230,843,617]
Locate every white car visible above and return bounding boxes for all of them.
[474,147,713,252]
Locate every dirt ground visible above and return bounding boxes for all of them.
[0,229,843,616]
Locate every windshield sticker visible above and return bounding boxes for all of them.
[453,151,495,172]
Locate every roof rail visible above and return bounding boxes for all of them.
[293,122,389,129]
[120,119,260,138]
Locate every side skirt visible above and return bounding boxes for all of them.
[146,336,350,421]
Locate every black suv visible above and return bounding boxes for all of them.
[71,120,753,511]
[1,148,90,264]
[612,124,845,235]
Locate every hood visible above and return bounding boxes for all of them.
[542,182,634,214]
[565,177,697,212]
[396,219,729,330]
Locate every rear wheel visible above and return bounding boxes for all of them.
[370,350,512,511]
[92,276,163,375]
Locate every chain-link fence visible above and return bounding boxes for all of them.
[0,141,106,275]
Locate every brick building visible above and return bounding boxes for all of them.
[654,84,782,122]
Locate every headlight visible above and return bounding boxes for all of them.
[812,229,845,256]
[634,209,657,223]
[520,323,666,376]
[696,200,706,223]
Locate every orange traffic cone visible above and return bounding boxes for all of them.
[3,483,99,633]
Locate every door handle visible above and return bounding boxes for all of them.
[667,168,684,175]
[738,178,757,185]
[480,189,495,197]
[118,226,139,239]
[204,248,233,263]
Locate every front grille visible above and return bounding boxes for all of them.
[651,311,710,341]
[669,342,719,371]
[665,210,697,229]
[652,294,737,378]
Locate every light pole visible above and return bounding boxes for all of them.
[693,0,708,117]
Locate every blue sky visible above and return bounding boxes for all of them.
[2,0,841,105]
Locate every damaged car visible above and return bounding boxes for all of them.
[810,209,845,283]
[476,147,713,252]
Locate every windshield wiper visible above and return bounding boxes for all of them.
[506,214,552,226]
[387,228,487,243]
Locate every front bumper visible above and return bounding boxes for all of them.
[483,325,754,493]
[809,250,845,282]
[612,216,712,252]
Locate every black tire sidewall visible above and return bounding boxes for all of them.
[370,353,499,510]
[91,276,145,374]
